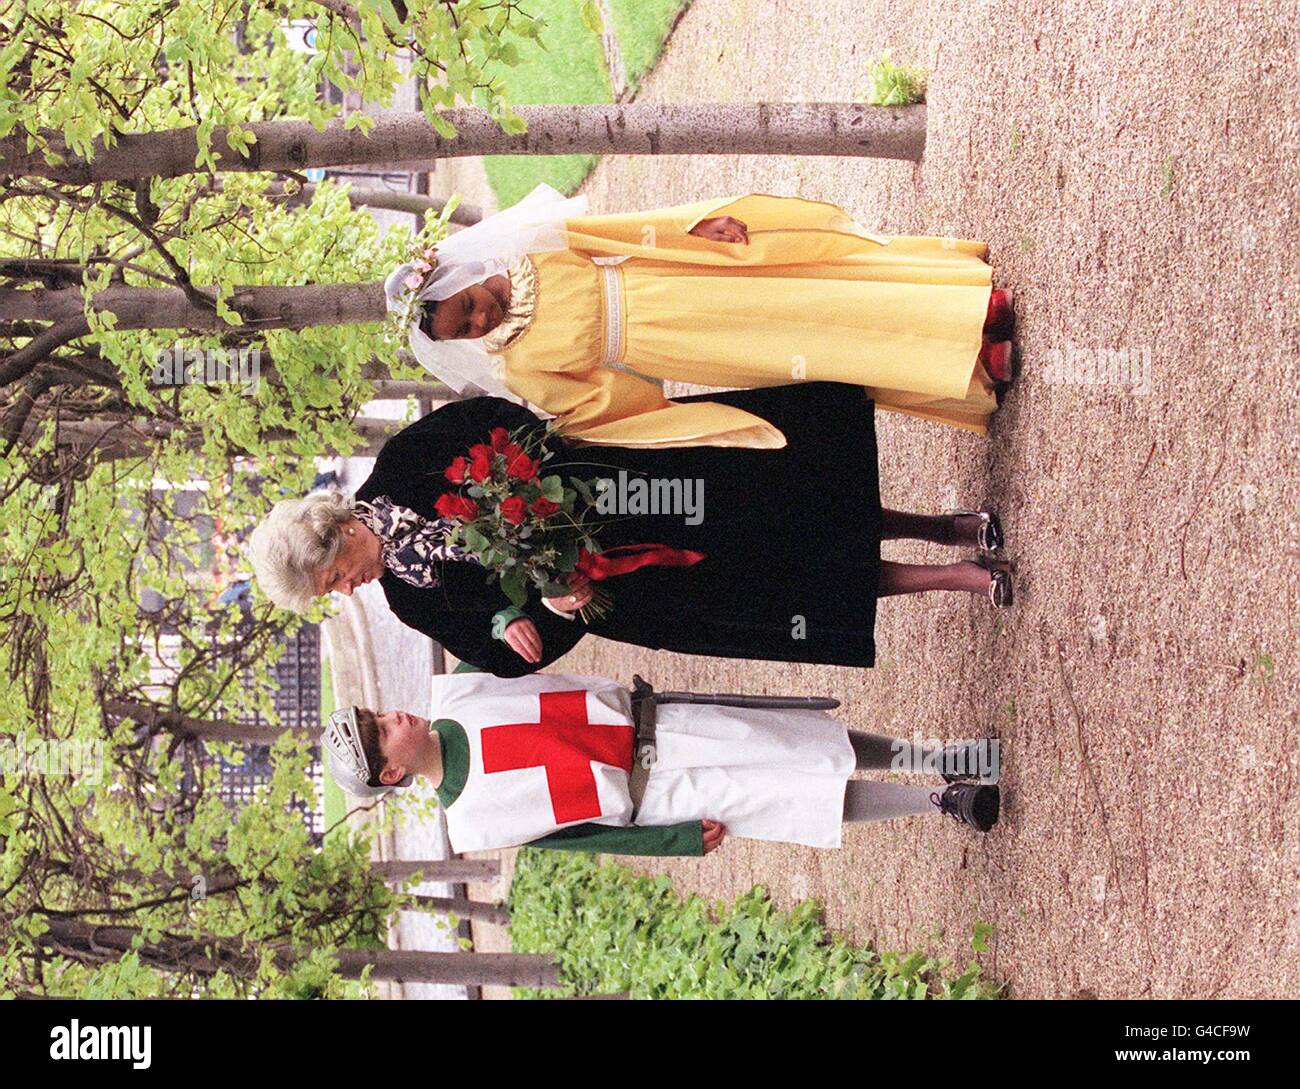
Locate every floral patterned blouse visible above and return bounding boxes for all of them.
[352,494,477,590]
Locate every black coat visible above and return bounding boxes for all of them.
[355,383,881,676]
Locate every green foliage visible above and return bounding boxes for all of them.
[475,0,691,205]
[0,1,544,168]
[0,1,529,999]
[508,850,1002,1000]
[480,0,611,206]
[861,52,928,107]
[481,0,691,206]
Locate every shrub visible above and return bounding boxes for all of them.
[508,849,999,999]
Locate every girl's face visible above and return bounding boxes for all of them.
[421,283,505,341]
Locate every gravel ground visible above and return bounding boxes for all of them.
[470,0,1299,1000]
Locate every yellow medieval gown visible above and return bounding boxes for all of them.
[480,194,999,448]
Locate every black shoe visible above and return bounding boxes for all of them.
[931,783,1000,832]
[951,509,1005,554]
[940,739,999,784]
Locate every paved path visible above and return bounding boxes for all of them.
[479,0,1298,999]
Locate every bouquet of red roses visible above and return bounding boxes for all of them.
[435,425,612,619]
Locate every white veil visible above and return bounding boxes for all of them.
[384,184,589,398]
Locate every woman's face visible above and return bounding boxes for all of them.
[421,282,505,341]
[312,519,384,598]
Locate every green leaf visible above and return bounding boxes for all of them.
[500,567,527,607]
[580,0,606,35]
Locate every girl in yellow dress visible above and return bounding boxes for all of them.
[385,185,1015,449]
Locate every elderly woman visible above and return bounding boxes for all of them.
[248,385,1012,677]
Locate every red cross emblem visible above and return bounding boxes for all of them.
[480,690,634,824]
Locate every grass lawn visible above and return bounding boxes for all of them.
[484,0,691,207]
[319,655,347,837]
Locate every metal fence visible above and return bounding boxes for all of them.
[200,622,325,842]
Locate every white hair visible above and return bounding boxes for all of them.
[246,492,355,614]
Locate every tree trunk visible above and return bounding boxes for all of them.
[228,178,482,225]
[404,894,509,925]
[38,917,560,989]
[301,183,482,226]
[2,103,928,183]
[369,379,457,401]
[105,700,323,743]
[46,415,401,461]
[1,280,386,404]
[0,282,385,333]
[334,948,560,987]
[39,917,272,979]
[370,859,500,883]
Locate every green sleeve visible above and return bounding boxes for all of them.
[451,660,487,674]
[491,606,529,641]
[527,821,705,857]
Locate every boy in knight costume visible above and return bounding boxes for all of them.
[322,671,1000,857]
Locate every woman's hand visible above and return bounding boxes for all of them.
[689,216,749,244]
[504,618,543,663]
[544,573,594,614]
[701,820,727,854]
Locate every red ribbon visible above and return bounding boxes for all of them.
[576,544,706,580]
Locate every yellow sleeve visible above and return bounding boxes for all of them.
[564,196,742,256]
[506,364,787,450]
[564,194,890,266]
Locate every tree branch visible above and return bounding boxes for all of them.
[0,318,90,389]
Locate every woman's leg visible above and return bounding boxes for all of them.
[877,558,989,597]
[882,509,988,547]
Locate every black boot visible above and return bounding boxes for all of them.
[940,739,998,784]
[931,783,1000,832]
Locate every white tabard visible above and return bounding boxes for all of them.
[634,702,854,849]
[428,672,854,852]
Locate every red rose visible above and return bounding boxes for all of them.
[435,493,479,522]
[530,496,561,520]
[499,496,527,525]
[467,443,494,483]
[444,456,467,483]
[504,446,539,481]
[489,427,511,453]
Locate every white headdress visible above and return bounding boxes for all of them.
[384,183,588,399]
[322,706,413,798]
